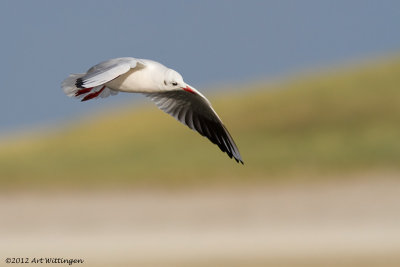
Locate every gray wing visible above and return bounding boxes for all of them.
[76,57,146,88]
[145,90,243,164]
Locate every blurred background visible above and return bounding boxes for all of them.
[1,1,400,266]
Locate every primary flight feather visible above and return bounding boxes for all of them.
[62,57,243,164]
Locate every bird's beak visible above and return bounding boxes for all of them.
[182,85,197,95]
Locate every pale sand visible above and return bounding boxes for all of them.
[0,176,399,266]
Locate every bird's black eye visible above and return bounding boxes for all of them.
[164,80,167,86]
[172,82,178,86]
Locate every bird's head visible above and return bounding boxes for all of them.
[163,69,196,94]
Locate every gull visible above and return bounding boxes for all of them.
[62,57,243,164]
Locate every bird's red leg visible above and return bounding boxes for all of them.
[81,86,105,102]
[75,87,93,97]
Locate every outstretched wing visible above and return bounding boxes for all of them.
[144,90,243,164]
[75,57,146,88]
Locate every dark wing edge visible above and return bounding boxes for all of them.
[145,91,244,164]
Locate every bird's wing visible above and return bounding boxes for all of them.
[76,57,146,88]
[144,90,243,164]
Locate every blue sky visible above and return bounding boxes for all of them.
[1,0,399,133]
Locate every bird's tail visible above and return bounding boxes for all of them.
[62,73,86,97]
[61,73,118,101]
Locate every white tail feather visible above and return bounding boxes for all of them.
[62,73,85,97]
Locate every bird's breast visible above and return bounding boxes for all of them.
[105,68,159,93]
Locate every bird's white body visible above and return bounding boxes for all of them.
[62,57,243,163]
[105,59,165,93]
[106,68,154,93]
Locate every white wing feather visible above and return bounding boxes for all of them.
[76,57,146,88]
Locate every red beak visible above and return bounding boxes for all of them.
[182,86,196,95]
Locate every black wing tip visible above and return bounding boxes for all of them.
[75,78,85,88]
[231,154,244,164]
[224,146,243,164]
[196,117,244,165]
